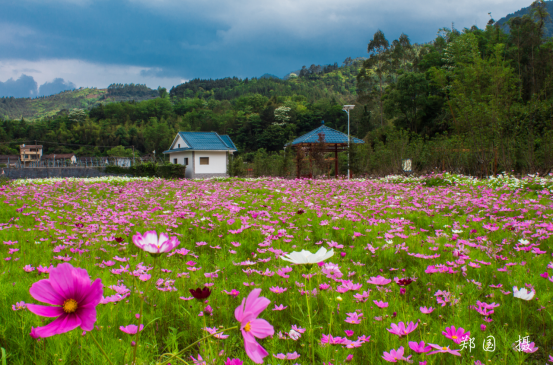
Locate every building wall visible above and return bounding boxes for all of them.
[169,151,193,178]
[171,135,189,149]
[194,151,227,174]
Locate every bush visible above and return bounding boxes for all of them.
[105,162,185,179]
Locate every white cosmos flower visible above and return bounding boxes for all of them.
[281,247,334,264]
[518,239,530,245]
[452,230,463,234]
[289,329,301,340]
[513,286,534,301]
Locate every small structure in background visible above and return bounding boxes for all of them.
[20,144,43,166]
[402,159,412,173]
[42,154,77,164]
[111,157,132,167]
[163,131,237,178]
[287,123,364,179]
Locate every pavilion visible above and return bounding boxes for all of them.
[286,123,364,179]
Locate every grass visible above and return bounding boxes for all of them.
[0,175,552,365]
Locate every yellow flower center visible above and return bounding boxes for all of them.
[63,298,78,313]
[452,336,458,339]
[244,322,251,332]
[442,347,448,351]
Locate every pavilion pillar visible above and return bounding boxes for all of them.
[335,144,338,179]
[309,145,313,179]
[296,148,300,179]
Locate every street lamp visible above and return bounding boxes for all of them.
[342,105,355,179]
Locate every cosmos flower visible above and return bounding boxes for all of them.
[281,247,334,264]
[513,286,534,300]
[119,324,144,334]
[387,321,418,337]
[419,306,435,314]
[409,341,432,353]
[442,326,470,344]
[234,288,274,364]
[382,346,412,363]
[367,276,392,286]
[374,300,389,308]
[132,230,180,255]
[224,358,243,365]
[27,263,103,338]
[190,287,211,300]
[426,344,461,356]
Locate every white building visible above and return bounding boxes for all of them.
[163,132,237,178]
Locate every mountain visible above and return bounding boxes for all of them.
[259,73,281,80]
[0,84,158,121]
[495,1,553,37]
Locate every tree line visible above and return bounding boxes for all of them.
[0,0,551,177]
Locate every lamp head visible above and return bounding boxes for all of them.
[342,105,355,111]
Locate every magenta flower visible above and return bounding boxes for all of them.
[224,358,243,365]
[442,326,470,344]
[367,275,391,286]
[387,321,418,337]
[419,306,435,314]
[234,288,274,364]
[374,300,389,308]
[119,324,144,334]
[26,263,103,338]
[272,304,287,311]
[345,330,354,337]
[132,230,180,255]
[382,346,412,363]
[426,344,461,356]
[345,312,363,324]
[409,341,432,353]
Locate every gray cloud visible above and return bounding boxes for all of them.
[38,77,76,96]
[0,74,77,98]
[0,74,37,98]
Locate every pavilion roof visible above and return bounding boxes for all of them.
[288,125,364,146]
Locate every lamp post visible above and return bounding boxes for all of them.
[342,105,355,179]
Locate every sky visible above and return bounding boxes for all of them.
[0,0,535,98]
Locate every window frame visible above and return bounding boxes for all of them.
[199,157,209,165]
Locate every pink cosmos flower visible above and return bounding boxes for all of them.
[234,288,274,364]
[442,326,470,344]
[387,321,418,337]
[224,358,243,365]
[132,230,180,255]
[419,306,435,314]
[367,275,391,286]
[12,301,26,311]
[286,352,300,360]
[119,324,144,334]
[27,263,103,338]
[345,312,363,324]
[345,330,354,337]
[520,342,538,353]
[426,344,461,356]
[409,341,432,353]
[272,304,287,311]
[374,300,389,308]
[382,346,412,363]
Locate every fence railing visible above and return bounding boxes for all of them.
[1,157,163,169]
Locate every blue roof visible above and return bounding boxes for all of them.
[219,135,237,150]
[289,125,365,146]
[163,132,237,154]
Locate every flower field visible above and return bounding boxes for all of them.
[0,175,552,365]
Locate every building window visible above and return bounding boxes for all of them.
[184,158,189,165]
[174,158,177,164]
[199,157,209,165]
[178,144,181,148]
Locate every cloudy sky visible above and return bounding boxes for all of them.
[0,0,533,97]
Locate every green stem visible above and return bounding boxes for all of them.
[89,330,113,365]
[304,273,314,364]
[132,256,157,365]
[158,326,239,365]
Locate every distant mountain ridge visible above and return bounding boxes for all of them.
[495,1,553,37]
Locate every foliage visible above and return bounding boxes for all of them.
[104,162,185,179]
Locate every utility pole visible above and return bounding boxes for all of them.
[342,105,355,179]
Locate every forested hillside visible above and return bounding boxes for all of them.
[0,0,551,176]
[0,84,158,121]
[496,0,553,37]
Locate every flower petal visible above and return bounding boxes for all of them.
[249,318,274,339]
[29,279,65,305]
[26,304,65,318]
[31,313,81,338]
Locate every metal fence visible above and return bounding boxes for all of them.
[1,156,162,169]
